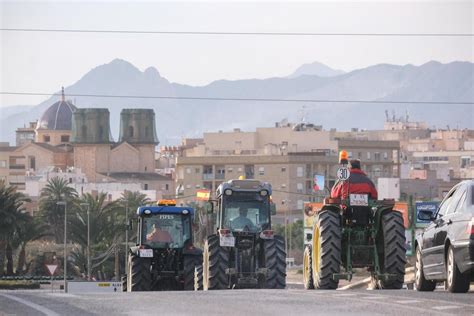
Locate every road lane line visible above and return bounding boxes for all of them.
[0,293,60,316]
[395,300,421,304]
[432,306,462,310]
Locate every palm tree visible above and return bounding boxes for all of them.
[38,177,78,243]
[0,180,31,275]
[68,193,123,278]
[15,218,50,274]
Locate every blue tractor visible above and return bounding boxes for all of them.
[126,200,202,291]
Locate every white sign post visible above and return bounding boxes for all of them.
[46,264,58,293]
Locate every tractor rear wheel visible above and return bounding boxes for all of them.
[377,211,406,289]
[263,235,286,289]
[121,274,127,292]
[312,210,341,289]
[194,265,203,291]
[183,256,200,291]
[203,235,229,290]
[127,254,151,292]
[303,246,314,289]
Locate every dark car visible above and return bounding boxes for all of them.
[415,180,474,293]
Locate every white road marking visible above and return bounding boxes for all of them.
[0,293,60,316]
[333,293,357,297]
[432,306,462,310]
[395,300,421,304]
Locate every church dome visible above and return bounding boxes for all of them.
[36,88,77,131]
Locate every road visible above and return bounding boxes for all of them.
[0,287,473,316]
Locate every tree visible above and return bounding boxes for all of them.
[15,218,50,274]
[68,193,123,278]
[119,190,151,243]
[38,177,78,243]
[0,180,31,275]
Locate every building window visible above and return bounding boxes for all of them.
[129,126,134,137]
[145,126,150,137]
[203,165,213,180]
[195,168,200,174]
[238,167,242,172]
[374,152,381,161]
[358,152,362,159]
[0,160,6,168]
[165,184,169,190]
[244,165,254,179]
[60,135,70,142]
[216,165,225,179]
[258,167,265,176]
[195,184,201,189]
[186,184,191,189]
[297,200,304,209]
[186,168,191,174]
[81,125,87,138]
[348,152,353,158]
[383,152,388,160]
[228,167,233,173]
[99,126,104,139]
[43,135,50,142]
[297,166,303,177]
[281,167,286,172]
[281,184,287,189]
[144,183,149,190]
[461,156,471,168]
[367,152,371,160]
[297,183,303,193]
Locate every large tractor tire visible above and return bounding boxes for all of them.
[376,211,406,289]
[312,210,341,289]
[303,246,314,289]
[414,246,436,291]
[194,265,203,291]
[127,254,151,292]
[183,256,200,291]
[203,235,229,290]
[121,275,127,292]
[263,235,286,289]
[446,246,470,293]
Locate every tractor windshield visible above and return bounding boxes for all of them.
[222,192,270,232]
[142,214,191,249]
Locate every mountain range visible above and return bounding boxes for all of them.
[1,59,473,145]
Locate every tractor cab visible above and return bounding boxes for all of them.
[217,180,272,234]
[137,202,194,249]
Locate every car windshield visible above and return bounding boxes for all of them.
[222,192,270,232]
[142,214,190,248]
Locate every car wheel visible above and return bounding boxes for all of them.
[446,246,470,293]
[414,247,435,291]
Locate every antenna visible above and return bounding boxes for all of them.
[392,110,396,122]
[385,110,389,121]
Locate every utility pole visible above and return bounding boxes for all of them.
[114,240,120,281]
[124,203,129,275]
[57,200,67,293]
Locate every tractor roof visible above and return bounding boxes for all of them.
[136,206,195,216]
[217,179,272,196]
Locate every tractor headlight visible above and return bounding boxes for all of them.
[143,209,152,215]
[182,209,189,215]
[260,190,268,196]
[224,189,233,196]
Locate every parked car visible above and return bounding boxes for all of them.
[415,180,474,293]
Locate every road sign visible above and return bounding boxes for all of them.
[336,167,350,181]
[46,264,58,276]
[68,281,122,293]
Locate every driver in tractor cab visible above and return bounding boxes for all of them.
[330,159,378,201]
[146,223,173,243]
[231,206,255,230]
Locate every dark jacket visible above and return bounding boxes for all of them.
[330,168,378,200]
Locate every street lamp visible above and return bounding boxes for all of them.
[56,200,67,293]
[80,202,90,281]
[124,203,129,275]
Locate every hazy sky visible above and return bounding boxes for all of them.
[1,0,473,107]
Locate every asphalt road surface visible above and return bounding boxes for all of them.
[0,287,473,316]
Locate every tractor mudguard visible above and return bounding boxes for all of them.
[372,203,397,235]
[129,246,140,256]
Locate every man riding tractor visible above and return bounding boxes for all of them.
[331,158,378,201]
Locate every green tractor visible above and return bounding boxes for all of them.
[126,200,202,291]
[303,152,406,289]
[199,179,286,290]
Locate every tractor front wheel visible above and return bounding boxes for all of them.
[311,210,341,289]
[263,235,286,289]
[303,246,314,289]
[376,211,406,289]
[203,235,229,290]
[183,256,200,291]
[127,254,151,292]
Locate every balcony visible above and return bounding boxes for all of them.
[9,165,25,170]
[202,173,214,180]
